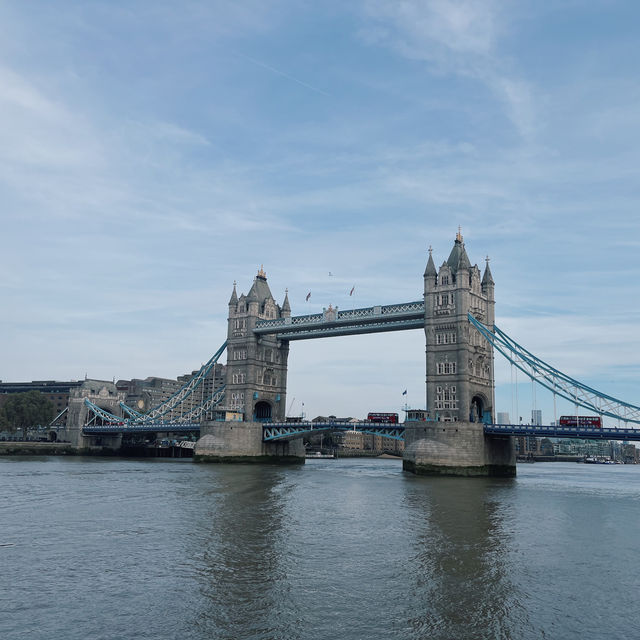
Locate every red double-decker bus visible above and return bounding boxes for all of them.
[559,415,602,428]
[367,412,399,424]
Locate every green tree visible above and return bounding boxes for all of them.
[1,391,55,434]
[0,404,8,430]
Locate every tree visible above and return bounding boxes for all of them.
[0,405,8,430]
[1,391,56,434]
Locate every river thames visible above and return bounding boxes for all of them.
[1,457,638,639]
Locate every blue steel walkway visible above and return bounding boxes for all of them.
[82,420,640,442]
[484,423,640,441]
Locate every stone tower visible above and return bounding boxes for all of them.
[225,267,290,422]
[423,230,495,423]
[404,231,514,476]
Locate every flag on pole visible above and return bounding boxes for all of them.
[306,292,311,301]
[402,389,407,395]
[349,286,355,296]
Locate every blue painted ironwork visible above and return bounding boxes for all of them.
[178,386,226,421]
[468,313,640,428]
[119,340,227,423]
[254,301,424,340]
[83,422,200,435]
[83,398,122,424]
[484,423,640,442]
[48,406,68,426]
[263,420,405,441]
[120,402,144,419]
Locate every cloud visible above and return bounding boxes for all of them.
[358,0,536,138]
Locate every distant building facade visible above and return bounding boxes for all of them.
[0,380,84,426]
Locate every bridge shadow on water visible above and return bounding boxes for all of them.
[191,465,293,639]
[403,476,528,640]
[184,463,531,640]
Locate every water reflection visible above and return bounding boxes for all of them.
[193,465,299,639]
[404,477,528,640]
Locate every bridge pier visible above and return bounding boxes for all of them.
[194,421,305,463]
[403,421,515,477]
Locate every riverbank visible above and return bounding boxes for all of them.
[0,442,78,456]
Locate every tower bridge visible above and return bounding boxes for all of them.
[67,231,640,476]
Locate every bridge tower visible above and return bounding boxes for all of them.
[195,266,303,462]
[424,230,495,423]
[403,231,515,477]
[225,266,290,422]
[62,380,125,451]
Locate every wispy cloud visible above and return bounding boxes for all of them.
[359,0,537,138]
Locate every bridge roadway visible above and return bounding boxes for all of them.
[82,421,640,442]
[484,423,640,442]
[83,422,200,435]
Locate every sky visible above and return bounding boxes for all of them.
[2,1,640,423]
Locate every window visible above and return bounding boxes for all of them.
[437,361,457,375]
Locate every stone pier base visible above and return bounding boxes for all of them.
[194,421,305,463]
[403,421,516,477]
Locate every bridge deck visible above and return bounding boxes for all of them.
[82,421,640,442]
[263,420,405,441]
[83,423,200,435]
[484,423,640,441]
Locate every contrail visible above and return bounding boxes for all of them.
[234,52,330,97]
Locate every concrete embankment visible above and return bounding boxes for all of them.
[0,442,78,456]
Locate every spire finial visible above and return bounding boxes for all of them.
[456,226,463,243]
[428,245,433,255]
[485,255,490,265]
[257,265,266,279]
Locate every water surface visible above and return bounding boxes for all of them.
[1,457,638,639]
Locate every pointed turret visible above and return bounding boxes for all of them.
[282,289,291,317]
[229,281,238,306]
[482,257,494,286]
[424,245,437,294]
[424,246,437,278]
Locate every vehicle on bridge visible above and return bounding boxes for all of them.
[367,412,399,424]
[559,415,602,428]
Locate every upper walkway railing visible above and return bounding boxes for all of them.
[254,301,425,339]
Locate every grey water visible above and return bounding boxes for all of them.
[1,457,639,640]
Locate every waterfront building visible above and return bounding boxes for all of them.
[116,376,182,414]
[0,380,84,426]
[497,412,510,424]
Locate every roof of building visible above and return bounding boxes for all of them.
[282,289,291,313]
[424,248,437,277]
[247,266,274,304]
[482,259,495,285]
[229,281,238,305]
[446,231,472,275]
